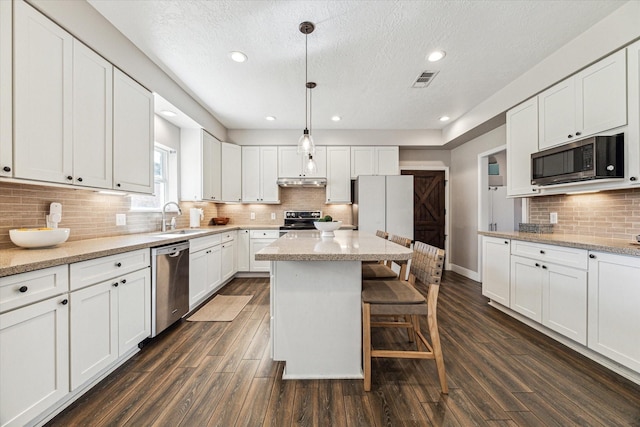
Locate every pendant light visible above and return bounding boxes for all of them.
[298,21,316,156]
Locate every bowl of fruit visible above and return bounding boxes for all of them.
[9,227,70,248]
[313,215,342,237]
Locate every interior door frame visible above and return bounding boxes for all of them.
[477,145,529,282]
[400,166,451,271]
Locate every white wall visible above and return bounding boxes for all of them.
[443,0,640,146]
[154,115,180,151]
[450,125,506,278]
[400,149,450,168]
[227,129,443,147]
[27,0,227,141]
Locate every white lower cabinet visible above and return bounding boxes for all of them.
[237,229,250,272]
[249,230,279,272]
[221,237,236,282]
[70,267,150,390]
[0,295,70,427]
[510,255,544,322]
[481,236,511,305]
[588,251,640,372]
[189,238,222,310]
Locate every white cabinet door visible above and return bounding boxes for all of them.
[0,296,69,427]
[542,263,587,345]
[221,240,235,282]
[510,255,543,322]
[576,49,627,139]
[242,146,260,202]
[72,40,113,189]
[481,236,511,306]
[326,146,351,203]
[278,146,303,178]
[588,251,640,372]
[202,132,222,201]
[237,229,250,271]
[70,280,118,390]
[189,249,209,310]
[0,0,12,178]
[506,98,539,197]
[117,268,151,356]
[14,0,73,184]
[222,142,242,202]
[375,147,400,175]
[113,69,153,193]
[538,79,576,150]
[250,239,273,272]
[628,40,640,184]
[207,244,222,292]
[260,146,279,202]
[350,146,375,178]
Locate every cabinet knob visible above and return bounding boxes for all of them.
[542,265,548,270]
[115,262,122,267]
[116,183,121,187]
[66,175,73,181]
[77,177,83,182]
[2,166,10,172]
[575,132,582,136]
[61,299,68,305]
[121,279,127,284]
[589,254,596,259]
[539,250,545,254]
[504,241,509,245]
[535,263,540,267]
[112,282,119,287]
[19,285,28,293]
[630,177,637,182]
[567,134,573,138]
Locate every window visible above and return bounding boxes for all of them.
[130,143,177,211]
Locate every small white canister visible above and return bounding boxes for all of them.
[190,208,204,228]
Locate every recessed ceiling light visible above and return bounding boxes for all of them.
[230,51,248,63]
[439,116,450,122]
[331,116,342,122]
[159,110,177,117]
[427,50,446,62]
[265,116,276,121]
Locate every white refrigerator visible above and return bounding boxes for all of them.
[353,175,414,240]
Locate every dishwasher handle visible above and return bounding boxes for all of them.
[168,250,183,258]
[152,241,190,256]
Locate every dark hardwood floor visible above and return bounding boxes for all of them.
[48,272,640,426]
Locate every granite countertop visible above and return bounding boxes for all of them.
[0,224,282,277]
[255,230,413,262]
[478,231,640,257]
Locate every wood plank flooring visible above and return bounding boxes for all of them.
[47,272,640,426]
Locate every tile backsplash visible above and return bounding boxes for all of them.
[528,187,640,240]
[0,182,352,249]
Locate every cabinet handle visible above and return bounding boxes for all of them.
[542,265,548,270]
[77,177,83,182]
[115,262,122,267]
[539,250,545,254]
[66,175,73,181]
[2,166,10,172]
[575,132,582,136]
[121,279,127,284]
[61,299,68,305]
[112,282,119,287]
[630,177,637,182]
[19,285,28,293]
[535,263,540,267]
[567,134,573,138]
[504,241,509,245]
[589,254,596,259]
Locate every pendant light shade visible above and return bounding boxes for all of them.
[305,153,317,174]
[298,21,316,156]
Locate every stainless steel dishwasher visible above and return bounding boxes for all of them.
[151,241,190,337]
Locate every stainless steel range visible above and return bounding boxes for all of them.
[279,210,322,233]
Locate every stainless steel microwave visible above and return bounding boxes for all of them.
[531,133,624,186]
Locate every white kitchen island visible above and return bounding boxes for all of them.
[255,230,412,379]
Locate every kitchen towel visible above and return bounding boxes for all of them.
[187,295,253,322]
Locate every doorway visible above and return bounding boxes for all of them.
[402,169,447,251]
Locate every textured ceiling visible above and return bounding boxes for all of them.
[87,0,625,131]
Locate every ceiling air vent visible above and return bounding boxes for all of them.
[412,70,439,88]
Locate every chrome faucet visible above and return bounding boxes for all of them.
[162,202,182,232]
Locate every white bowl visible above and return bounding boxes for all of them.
[313,221,342,237]
[9,228,70,248]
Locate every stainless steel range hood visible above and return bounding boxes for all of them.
[277,177,327,187]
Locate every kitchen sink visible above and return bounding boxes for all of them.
[153,229,210,238]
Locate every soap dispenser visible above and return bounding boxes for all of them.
[46,202,62,228]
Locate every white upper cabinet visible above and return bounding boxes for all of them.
[221,142,242,202]
[506,98,539,197]
[326,146,351,203]
[538,50,627,150]
[278,146,327,178]
[350,146,399,178]
[627,40,640,184]
[202,131,222,201]
[112,69,154,194]
[13,0,73,184]
[181,129,222,202]
[242,146,279,203]
[0,0,12,178]
[72,40,113,189]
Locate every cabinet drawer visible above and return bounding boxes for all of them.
[220,231,235,243]
[511,240,587,269]
[70,249,150,291]
[0,265,69,313]
[190,234,221,253]
[250,230,279,239]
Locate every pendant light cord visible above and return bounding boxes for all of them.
[305,32,309,130]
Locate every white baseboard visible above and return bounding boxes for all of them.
[450,263,480,281]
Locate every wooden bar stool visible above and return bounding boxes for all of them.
[361,234,411,280]
[361,241,448,394]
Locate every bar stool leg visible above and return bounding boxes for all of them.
[363,301,372,392]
